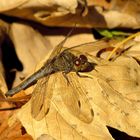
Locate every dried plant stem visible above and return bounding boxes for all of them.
[107,32,140,60]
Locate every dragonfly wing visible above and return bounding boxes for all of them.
[48,28,74,60]
[60,73,94,123]
[31,77,50,120]
[62,39,111,54]
[31,28,74,120]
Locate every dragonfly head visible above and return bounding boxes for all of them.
[73,55,96,72]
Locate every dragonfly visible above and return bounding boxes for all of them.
[5,30,107,123]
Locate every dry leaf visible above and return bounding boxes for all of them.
[8,23,52,89]
[125,35,140,60]
[1,20,140,140]
[0,0,140,28]
[0,118,32,140]
[16,57,140,139]
[16,73,113,140]
[14,38,140,139]
[95,56,140,101]
[110,0,140,23]
[0,20,9,93]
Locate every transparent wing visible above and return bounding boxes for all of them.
[31,77,51,120]
[62,39,111,54]
[48,27,75,60]
[31,28,75,120]
[59,73,94,123]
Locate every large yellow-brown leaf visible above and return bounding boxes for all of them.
[16,53,140,139]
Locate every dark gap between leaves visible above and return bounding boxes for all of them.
[92,29,103,39]
[21,126,27,135]
[107,126,140,140]
[1,34,23,89]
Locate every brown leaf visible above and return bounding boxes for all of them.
[1,23,140,140]
[16,72,113,140]
[1,0,140,28]
[9,23,52,91]
[0,119,32,140]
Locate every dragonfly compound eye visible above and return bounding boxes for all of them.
[79,55,88,64]
[74,58,81,66]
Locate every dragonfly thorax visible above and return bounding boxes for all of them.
[52,51,77,73]
[52,51,95,73]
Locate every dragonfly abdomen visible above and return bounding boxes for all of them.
[5,64,54,97]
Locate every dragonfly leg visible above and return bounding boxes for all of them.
[76,72,93,79]
[62,72,70,85]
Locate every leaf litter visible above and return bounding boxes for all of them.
[0,23,140,140]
